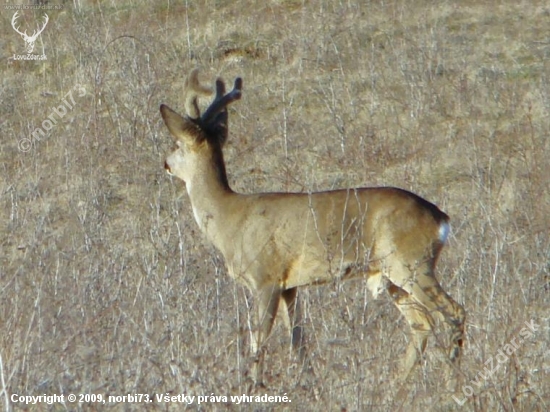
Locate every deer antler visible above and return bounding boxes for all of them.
[184,68,213,119]
[11,12,27,37]
[32,14,49,39]
[199,77,242,141]
[182,70,242,140]
[201,77,242,125]
[183,69,242,124]
[11,12,49,40]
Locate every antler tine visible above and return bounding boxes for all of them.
[34,14,49,37]
[184,69,212,119]
[200,79,226,123]
[11,11,27,36]
[201,77,242,125]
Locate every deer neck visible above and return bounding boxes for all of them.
[185,149,236,241]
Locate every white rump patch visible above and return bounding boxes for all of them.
[439,221,450,243]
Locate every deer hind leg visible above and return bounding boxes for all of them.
[280,287,306,361]
[389,260,465,370]
[408,267,464,364]
[250,285,281,386]
[388,282,434,379]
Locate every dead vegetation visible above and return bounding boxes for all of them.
[1,1,549,411]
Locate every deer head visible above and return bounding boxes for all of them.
[12,12,49,54]
[160,69,242,188]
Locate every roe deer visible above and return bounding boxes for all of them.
[160,69,465,385]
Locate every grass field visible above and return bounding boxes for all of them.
[1,1,549,410]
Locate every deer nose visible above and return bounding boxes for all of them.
[164,161,172,174]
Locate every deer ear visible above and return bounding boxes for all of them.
[160,104,204,145]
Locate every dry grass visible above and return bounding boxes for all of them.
[1,0,549,411]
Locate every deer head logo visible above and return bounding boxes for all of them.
[11,12,49,54]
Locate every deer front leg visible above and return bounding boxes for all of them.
[250,285,281,387]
